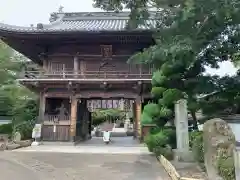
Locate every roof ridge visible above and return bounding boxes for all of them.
[49,11,157,22]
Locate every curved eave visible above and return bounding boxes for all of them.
[0,23,154,36]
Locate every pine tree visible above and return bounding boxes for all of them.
[94,0,240,129]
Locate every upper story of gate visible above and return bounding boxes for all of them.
[0,11,156,83]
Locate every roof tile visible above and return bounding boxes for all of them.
[0,12,157,33]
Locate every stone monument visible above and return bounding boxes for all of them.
[234,147,240,180]
[0,134,8,151]
[203,118,235,180]
[13,131,21,142]
[174,99,192,161]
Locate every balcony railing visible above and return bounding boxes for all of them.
[19,70,152,80]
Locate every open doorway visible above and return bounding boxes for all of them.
[76,98,139,146]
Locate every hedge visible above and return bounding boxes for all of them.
[0,123,13,136]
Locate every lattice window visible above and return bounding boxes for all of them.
[107,100,113,108]
[112,100,118,109]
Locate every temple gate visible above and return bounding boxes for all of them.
[0,11,155,142]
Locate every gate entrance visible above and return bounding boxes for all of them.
[2,11,154,143]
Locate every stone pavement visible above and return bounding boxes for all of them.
[0,152,171,180]
[1,137,170,179]
[14,137,150,154]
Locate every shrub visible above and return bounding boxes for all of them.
[146,126,176,150]
[141,112,153,125]
[0,123,13,136]
[144,131,168,152]
[149,126,162,135]
[162,127,176,149]
[144,129,174,160]
[217,149,235,180]
[189,131,204,164]
[13,119,36,140]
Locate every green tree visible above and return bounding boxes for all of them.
[199,74,240,116]
[0,40,38,138]
[93,0,240,129]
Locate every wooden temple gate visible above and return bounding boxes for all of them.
[0,11,155,142]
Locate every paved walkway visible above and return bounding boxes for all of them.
[14,145,151,154]
[2,137,170,179]
[14,137,149,154]
[0,152,170,180]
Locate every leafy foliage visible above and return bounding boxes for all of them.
[199,74,240,116]
[144,128,175,160]
[217,150,235,180]
[0,40,37,139]
[0,123,13,136]
[92,109,125,126]
[189,131,204,164]
[94,0,240,129]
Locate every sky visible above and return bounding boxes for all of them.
[0,0,238,77]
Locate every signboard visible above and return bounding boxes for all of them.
[32,124,42,139]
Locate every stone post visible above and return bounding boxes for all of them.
[174,99,191,161]
[234,147,240,180]
[70,96,77,142]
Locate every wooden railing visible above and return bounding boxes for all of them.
[43,115,70,125]
[19,70,152,80]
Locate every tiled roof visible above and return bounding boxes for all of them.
[0,12,157,33]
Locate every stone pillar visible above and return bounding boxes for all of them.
[174,99,191,161]
[234,147,240,179]
[73,56,79,77]
[38,92,46,123]
[70,96,77,142]
[135,97,142,138]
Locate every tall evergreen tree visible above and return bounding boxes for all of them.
[93,0,240,129]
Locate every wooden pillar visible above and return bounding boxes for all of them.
[74,56,79,77]
[135,97,142,138]
[80,60,85,77]
[43,59,48,72]
[70,96,77,141]
[38,92,46,123]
